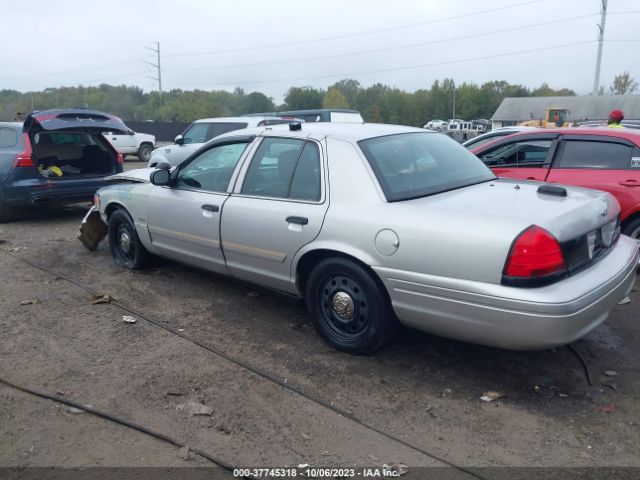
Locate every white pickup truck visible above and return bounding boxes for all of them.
[102,129,156,162]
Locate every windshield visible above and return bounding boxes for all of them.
[359,132,496,202]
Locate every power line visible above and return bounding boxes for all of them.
[165,13,601,73]
[166,40,600,88]
[163,0,544,58]
[0,59,143,80]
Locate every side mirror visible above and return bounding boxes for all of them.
[128,129,135,136]
[150,168,171,186]
[174,135,184,145]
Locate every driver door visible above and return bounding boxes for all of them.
[145,139,254,273]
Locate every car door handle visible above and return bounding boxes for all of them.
[526,176,536,180]
[619,180,640,187]
[201,204,219,212]
[286,216,308,225]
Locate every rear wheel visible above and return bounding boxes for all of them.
[138,143,153,163]
[108,209,149,269]
[0,199,16,223]
[305,257,398,355]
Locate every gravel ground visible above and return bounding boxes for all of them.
[0,192,639,476]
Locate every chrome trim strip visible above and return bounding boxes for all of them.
[148,225,219,248]
[222,240,287,262]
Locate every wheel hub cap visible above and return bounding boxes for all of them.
[119,231,131,253]
[332,291,355,320]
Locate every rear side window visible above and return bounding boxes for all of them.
[209,122,248,139]
[0,128,17,148]
[241,138,321,201]
[479,140,552,168]
[630,148,640,169]
[557,141,632,169]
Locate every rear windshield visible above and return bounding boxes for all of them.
[359,132,495,202]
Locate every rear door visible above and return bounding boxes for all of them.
[221,136,328,292]
[545,136,639,217]
[475,134,558,181]
[145,137,255,273]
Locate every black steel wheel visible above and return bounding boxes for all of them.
[108,209,149,269]
[305,257,398,354]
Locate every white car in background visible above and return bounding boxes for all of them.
[147,116,297,167]
[103,129,156,162]
[424,119,447,130]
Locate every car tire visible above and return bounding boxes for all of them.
[138,143,153,163]
[108,209,149,269]
[304,257,398,355]
[0,198,16,223]
[623,217,640,246]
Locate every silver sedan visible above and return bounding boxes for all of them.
[81,123,638,354]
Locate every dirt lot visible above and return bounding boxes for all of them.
[1,161,639,476]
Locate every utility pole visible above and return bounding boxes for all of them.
[452,84,456,120]
[145,41,162,95]
[592,0,608,94]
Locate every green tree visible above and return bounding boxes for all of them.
[609,71,638,95]
[323,89,350,109]
[283,86,325,110]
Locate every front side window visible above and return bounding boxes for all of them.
[241,138,321,201]
[479,140,552,167]
[176,142,249,192]
[359,132,495,202]
[182,123,210,144]
[557,141,632,169]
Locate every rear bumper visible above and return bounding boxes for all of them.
[2,178,106,207]
[373,235,638,350]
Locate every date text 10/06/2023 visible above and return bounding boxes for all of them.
[232,467,404,478]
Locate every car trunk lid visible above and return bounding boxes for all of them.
[24,109,128,134]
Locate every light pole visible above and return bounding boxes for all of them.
[452,83,456,120]
[593,0,608,94]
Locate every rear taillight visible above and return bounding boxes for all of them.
[15,133,34,167]
[116,152,124,164]
[503,225,566,284]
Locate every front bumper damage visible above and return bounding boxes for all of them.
[78,206,107,251]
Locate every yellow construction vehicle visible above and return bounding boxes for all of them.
[519,108,571,128]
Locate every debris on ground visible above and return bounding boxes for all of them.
[178,445,190,460]
[166,391,184,397]
[618,296,631,305]
[297,464,309,469]
[0,239,6,245]
[480,391,503,402]
[65,406,87,414]
[91,294,115,305]
[302,433,311,441]
[602,382,618,391]
[441,388,452,397]
[121,315,137,324]
[559,393,569,398]
[367,454,379,462]
[176,401,213,416]
[597,404,616,414]
[20,299,39,305]
[604,370,619,377]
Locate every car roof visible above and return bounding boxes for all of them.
[193,116,284,125]
[504,126,640,144]
[216,122,427,143]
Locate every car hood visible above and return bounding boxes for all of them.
[105,168,154,183]
[24,109,129,133]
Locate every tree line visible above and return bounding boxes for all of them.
[0,73,634,126]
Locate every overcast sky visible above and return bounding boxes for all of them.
[1,0,638,102]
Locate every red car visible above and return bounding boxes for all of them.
[472,128,640,242]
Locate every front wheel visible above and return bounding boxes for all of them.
[305,257,398,354]
[138,143,154,163]
[622,217,640,247]
[108,209,149,269]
